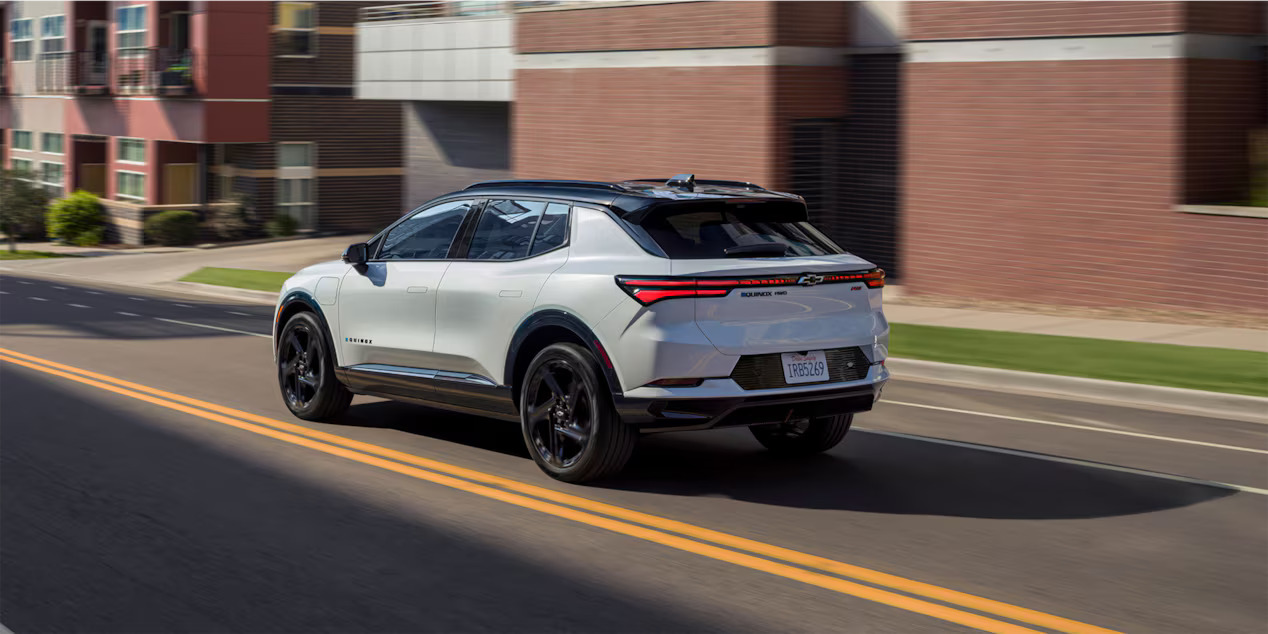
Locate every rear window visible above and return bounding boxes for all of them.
[639,203,844,259]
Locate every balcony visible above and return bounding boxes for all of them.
[114,48,195,97]
[37,51,111,95]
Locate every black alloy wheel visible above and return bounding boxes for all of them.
[520,343,636,482]
[277,311,352,421]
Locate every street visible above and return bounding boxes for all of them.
[1,272,1265,633]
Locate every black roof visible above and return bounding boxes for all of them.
[447,177,804,222]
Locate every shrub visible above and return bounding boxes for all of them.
[206,193,257,241]
[266,213,299,238]
[0,169,49,250]
[144,210,201,246]
[73,226,105,247]
[46,190,105,245]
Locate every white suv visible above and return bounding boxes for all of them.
[274,175,890,482]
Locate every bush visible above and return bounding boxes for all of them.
[206,193,257,241]
[0,169,49,249]
[144,210,201,246]
[266,213,299,238]
[46,190,104,245]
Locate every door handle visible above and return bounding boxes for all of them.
[406,286,428,294]
[498,290,522,298]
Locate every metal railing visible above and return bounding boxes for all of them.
[36,51,111,94]
[358,1,565,22]
[114,47,194,96]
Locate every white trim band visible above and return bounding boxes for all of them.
[517,46,846,70]
[911,33,1266,63]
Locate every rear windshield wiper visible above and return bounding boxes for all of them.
[723,243,789,258]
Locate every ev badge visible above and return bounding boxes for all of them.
[797,273,825,286]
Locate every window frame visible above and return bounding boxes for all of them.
[459,198,572,262]
[41,132,65,155]
[39,14,66,55]
[371,198,484,262]
[276,2,318,59]
[116,5,148,54]
[115,169,147,202]
[117,137,146,164]
[11,130,34,151]
[11,18,34,61]
[39,161,65,197]
[276,141,316,229]
[10,158,35,177]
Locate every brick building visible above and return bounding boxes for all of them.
[355,0,1265,316]
[1,0,402,244]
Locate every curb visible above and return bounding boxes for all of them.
[886,358,1268,424]
[158,281,280,305]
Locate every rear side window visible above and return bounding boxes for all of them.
[640,202,843,259]
[379,199,473,260]
[467,200,570,260]
[529,202,570,255]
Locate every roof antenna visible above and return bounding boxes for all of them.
[667,174,695,191]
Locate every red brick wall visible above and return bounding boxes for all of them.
[514,67,776,185]
[1185,2,1267,35]
[773,2,851,47]
[907,2,1183,40]
[1183,59,1267,204]
[903,58,1268,312]
[516,2,774,53]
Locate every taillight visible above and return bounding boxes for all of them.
[615,268,884,305]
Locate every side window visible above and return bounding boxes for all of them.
[378,200,473,260]
[467,199,546,260]
[529,203,570,255]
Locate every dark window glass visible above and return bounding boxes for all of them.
[467,200,545,260]
[379,200,472,260]
[640,202,843,260]
[529,202,569,255]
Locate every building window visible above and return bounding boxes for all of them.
[12,130,34,151]
[118,138,146,164]
[116,171,146,201]
[277,2,316,57]
[11,19,34,61]
[41,133,64,155]
[277,142,315,228]
[116,5,148,54]
[40,162,65,198]
[11,158,34,176]
[40,15,66,54]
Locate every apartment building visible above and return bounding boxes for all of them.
[355,1,1266,315]
[2,0,402,244]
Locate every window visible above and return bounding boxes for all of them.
[11,18,33,61]
[11,158,34,176]
[41,133,64,155]
[116,5,147,53]
[40,15,65,54]
[529,203,570,255]
[118,138,146,163]
[277,142,315,228]
[117,171,146,201]
[12,130,34,151]
[466,200,547,261]
[40,162,64,197]
[639,202,844,260]
[277,2,316,57]
[379,200,474,260]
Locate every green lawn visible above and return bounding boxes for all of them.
[889,323,1268,397]
[0,250,75,260]
[180,267,292,293]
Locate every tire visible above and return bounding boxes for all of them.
[520,343,637,483]
[277,311,352,421]
[750,414,853,456]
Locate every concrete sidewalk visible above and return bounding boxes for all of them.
[3,235,1264,353]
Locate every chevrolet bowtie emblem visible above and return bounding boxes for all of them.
[797,273,825,286]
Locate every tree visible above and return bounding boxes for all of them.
[0,169,50,253]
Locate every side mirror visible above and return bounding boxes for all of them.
[342,242,368,265]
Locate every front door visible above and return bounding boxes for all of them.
[336,199,477,371]
[163,164,196,204]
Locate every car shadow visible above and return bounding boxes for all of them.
[340,401,1237,521]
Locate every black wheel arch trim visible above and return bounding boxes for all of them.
[505,310,624,403]
[276,290,341,368]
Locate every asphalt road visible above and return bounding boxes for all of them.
[1,272,1265,633]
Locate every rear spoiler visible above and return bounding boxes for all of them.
[614,196,809,225]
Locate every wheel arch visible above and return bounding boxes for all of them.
[276,290,341,367]
[505,310,623,409]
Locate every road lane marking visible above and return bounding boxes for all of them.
[29,297,48,302]
[0,291,7,295]
[86,291,102,295]
[173,303,192,308]
[53,286,67,290]
[17,281,32,285]
[129,297,146,302]
[68,304,90,309]
[886,401,1268,456]
[153,318,271,339]
[863,430,1268,496]
[116,311,140,317]
[227,311,251,316]
[0,348,1114,634]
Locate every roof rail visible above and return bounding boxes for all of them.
[627,178,767,191]
[464,179,628,192]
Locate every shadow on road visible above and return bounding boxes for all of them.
[341,401,1236,521]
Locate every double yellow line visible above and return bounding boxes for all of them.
[0,347,1117,634]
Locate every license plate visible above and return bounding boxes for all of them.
[781,350,829,384]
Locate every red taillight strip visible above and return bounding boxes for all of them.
[616,268,884,305]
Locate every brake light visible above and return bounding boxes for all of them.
[615,267,884,305]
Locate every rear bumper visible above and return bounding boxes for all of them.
[614,378,886,432]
